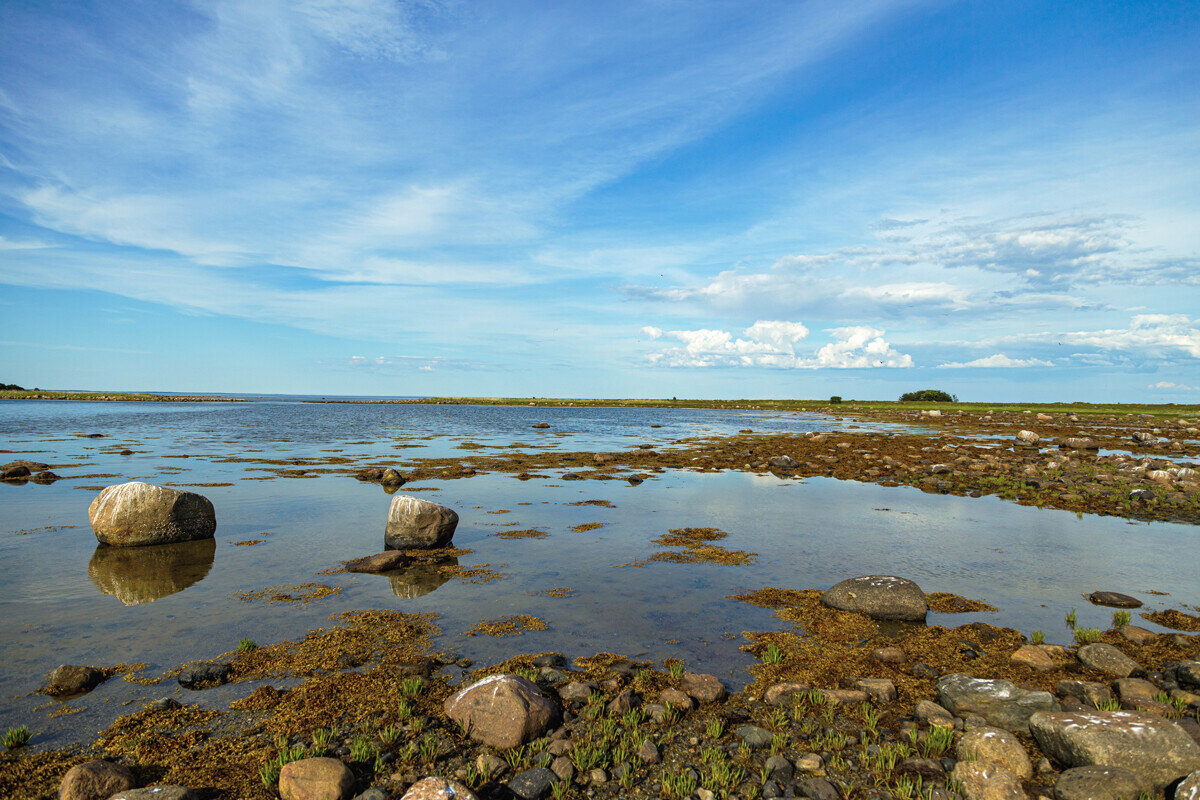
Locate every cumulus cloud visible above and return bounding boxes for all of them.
[643,321,911,369]
[1149,381,1197,391]
[937,353,1055,369]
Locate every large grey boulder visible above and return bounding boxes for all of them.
[444,674,560,749]
[384,495,458,549]
[89,482,216,546]
[1077,643,1141,678]
[1029,710,1200,790]
[937,673,1058,733]
[1053,766,1146,800]
[821,575,928,621]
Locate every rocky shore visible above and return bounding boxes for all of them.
[4,576,1200,800]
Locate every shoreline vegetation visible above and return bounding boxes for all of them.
[0,390,245,402]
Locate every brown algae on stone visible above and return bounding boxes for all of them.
[1141,608,1200,631]
[494,528,549,540]
[233,583,344,604]
[926,592,998,613]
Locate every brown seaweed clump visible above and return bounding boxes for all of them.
[1142,608,1200,631]
[644,527,757,566]
[926,592,998,613]
[233,583,344,604]
[465,614,549,637]
[569,522,604,533]
[494,528,549,540]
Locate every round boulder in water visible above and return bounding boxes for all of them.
[384,495,459,549]
[88,482,216,546]
[822,575,928,621]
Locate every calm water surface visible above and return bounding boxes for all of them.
[1,399,1195,748]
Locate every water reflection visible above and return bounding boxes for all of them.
[385,557,457,599]
[88,539,217,605]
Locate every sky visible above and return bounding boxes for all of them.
[1,0,1198,401]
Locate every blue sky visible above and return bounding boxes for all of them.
[1,0,1198,400]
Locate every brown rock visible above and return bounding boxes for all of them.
[1087,591,1143,609]
[855,678,898,703]
[278,757,353,800]
[872,646,907,664]
[59,760,136,800]
[957,726,1032,780]
[679,672,726,703]
[1056,680,1114,709]
[1115,678,1160,705]
[763,682,809,706]
[110,788,198,800]
[88,482,216,546]
[401,777,479,800]
[343,551,409,573]
[444,674,560,749]
[819,689,869,706]
[658,687,694,709]
[42,664,107,697]
[1077,643,1141,677]
[1010,645,1056,672]
[949,761,1025,800]
[1119,625,1157,645]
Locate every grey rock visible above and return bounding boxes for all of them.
[1053,765,1146,800]
[764,754,792,781]
[1087,591,1142,608]
[508,767,558,800]
[1028,709,1200,789]
[1178,662,1200,690]
[1077,643,1142,678]
[937,673,1058,733]
[1177,769,1200,800]
[768,455,797,468]
[111,789,199,800]
[898,758,945,780]
[1056,680,1113,709]
[735,725,772,748]
[822,575,928,621]
[956,725,1032,779]
[796,777,840,800]
[177,663,232,689]
[384,495,458,549]
[352,790,388,800]
[88,482,216,546]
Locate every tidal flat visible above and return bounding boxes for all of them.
[1,398,1198,799]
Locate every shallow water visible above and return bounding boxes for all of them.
[1,399,1195,748]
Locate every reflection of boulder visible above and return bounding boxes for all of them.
[88,538,216,605]
[386,557,457,599]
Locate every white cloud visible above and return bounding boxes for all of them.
[640,326,663,339]
[937,354,1055,369]
[1149,381,1197,391]
[643,320,911,370]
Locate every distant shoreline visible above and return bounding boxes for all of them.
[0,390,245,403]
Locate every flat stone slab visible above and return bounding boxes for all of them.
[937,673,1058,733]
[1029,710,1200,789]
[1087,591,1143,609]
[1053,765,1147,800]
[1077,643,1141,678]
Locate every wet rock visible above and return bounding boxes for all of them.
[822,575,928,621]
[1053,765,1145,800]
[3,459,49,472]
[679,671,726,703]
[444,674,560,749]
[1010,645,1056,672]
[1056,680,1113,709]
[957,726,1032,779]
[42,664,107,697]
[380,468,406,487]
[177,663,232,689]
[110,788,199,800]
[1029,710,1200,789]
[89,482,216,546]
[560,472,583,480]
[508,767,558,799]
[344,551,410,573]
[1061,438,1099,450]
[1,463,31,480]
[937,673,1058,733]
[1077,643,1141,677]
[1177,662,1200,690]
[532,423,550,429]
[384,495,458,550]
[1087,591,1142,609]
[354,467,385,481]
[764,682,809,706]
[401,777,478,800]
[31,470,60,483]
[768,455,797,468]
[278,757,354,800]
[58,760,136,800]
[1016,430,1040,444]
[950,761,1024,800]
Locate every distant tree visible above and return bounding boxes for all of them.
[829,395,842,403]
[899,389,956,402]
[1,383,26,391]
